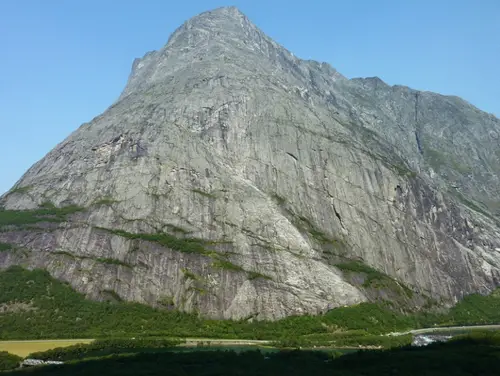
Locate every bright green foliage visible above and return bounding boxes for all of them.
[321,303,418,334]
[0,267,202,340]
[97,228,208,255]
[448,290,500,324]
[0,205,83,227]
[0,352,21,371]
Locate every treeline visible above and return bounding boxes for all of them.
[5,335,500,376]
[0,352,21,371]
[28,339,183,361]
[0,267,499,342]
[450,330,500,345]
[272,332,413,349]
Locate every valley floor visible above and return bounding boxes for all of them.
[2,324,500,357]
[4,335,500,376]
[0,340,93,357]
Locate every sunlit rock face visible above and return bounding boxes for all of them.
[1,7,500,320]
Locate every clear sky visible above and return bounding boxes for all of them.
[1,0,499,194]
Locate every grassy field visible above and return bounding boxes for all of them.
[0,340,93,357]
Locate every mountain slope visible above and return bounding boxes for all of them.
[1,7,499,320]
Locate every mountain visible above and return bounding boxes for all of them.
[1,7,499,320]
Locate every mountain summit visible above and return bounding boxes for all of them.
[121,6,344,102]
[1,7,499,320]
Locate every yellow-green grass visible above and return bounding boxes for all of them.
[0,339,93,357]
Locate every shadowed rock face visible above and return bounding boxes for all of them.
[1,7,500,320]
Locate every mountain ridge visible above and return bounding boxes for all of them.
[1,6,499,320]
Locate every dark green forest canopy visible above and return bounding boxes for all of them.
[0,352,22,372]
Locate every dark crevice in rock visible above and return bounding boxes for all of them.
[414,93,419,125]
[414,93,424,155]
[395,185,403,197]
[332,203,345,230]
[415,131,423,155]
[286,152,298,161]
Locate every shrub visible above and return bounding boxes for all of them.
[0,242,12,252]
[0,205,83,227]
[28,338,184,361]
[97,228,208,255]
[0,351,21,371]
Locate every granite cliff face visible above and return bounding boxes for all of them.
[1,7,500,320]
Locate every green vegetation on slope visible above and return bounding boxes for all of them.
[1,267,499,344]
[335,261,414,299]
[97,228,271,279]
[0,206,269,281]
[448,289,500,325]
[0,204,83,227]
[336,261,388,287]
[6,185,33,195]
[451,190,493,219]
[0,242,13,252]
[0,267,416,340]
[424,146,472,175]
[96,227,209,255]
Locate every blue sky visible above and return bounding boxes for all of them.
[1,0,499,194]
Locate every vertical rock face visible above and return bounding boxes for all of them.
[1,7,500,320]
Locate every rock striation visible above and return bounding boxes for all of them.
[1,7,499,320]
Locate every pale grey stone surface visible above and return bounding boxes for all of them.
[1,7,499,319]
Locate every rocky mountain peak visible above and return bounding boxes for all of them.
[1,7,499,321]
[166,6,255,47]
[120,7,278,99]
[120,7,345,101]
